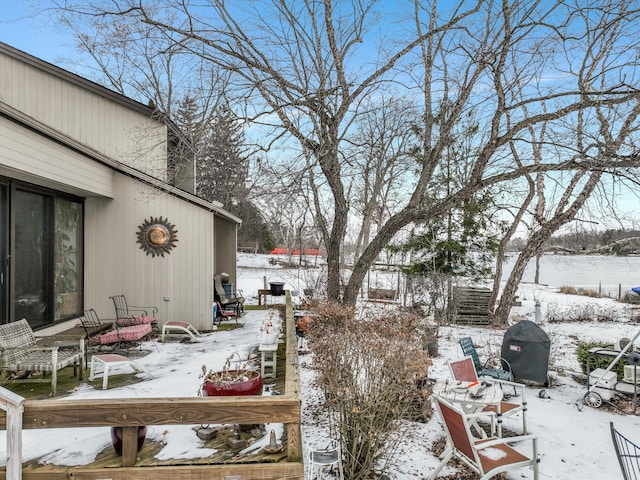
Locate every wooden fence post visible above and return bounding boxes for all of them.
[0,387,26,480]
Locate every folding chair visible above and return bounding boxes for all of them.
[429,397,539,479]
[448,356,528,437]
[611,421,640,479]
[459,337,513,382]
[213,300,238,326]
[214,275,245,316]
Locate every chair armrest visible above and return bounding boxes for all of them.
[127,305,158,316]
[36,335,84,349]
[475,433,538,450]
[465,411,497,421]
[482,377,526,395]
[499,356,513,373]
[483,355,512,372]
[3,345,59,352]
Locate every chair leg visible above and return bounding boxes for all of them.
[51,369,57,397]
[427,448,453,480]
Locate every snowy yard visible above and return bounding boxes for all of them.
[0,253,638,479]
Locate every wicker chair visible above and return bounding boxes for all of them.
[0,318,84,396]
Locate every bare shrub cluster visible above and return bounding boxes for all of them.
[546,302,617,323]
[307,302,432,480]
[559,286,601,298]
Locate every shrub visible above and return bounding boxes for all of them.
[546,302,616,323]
[559,286,577,295]
[576,341,625,379]
[307,302,432,480]
[559,285,601,298]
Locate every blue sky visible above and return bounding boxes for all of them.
[2,1,639,231]
[0,2,76,64]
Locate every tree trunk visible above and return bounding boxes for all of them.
[326,178,349,302]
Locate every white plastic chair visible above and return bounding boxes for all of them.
[306,440,344,480]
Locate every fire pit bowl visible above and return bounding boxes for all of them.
[269,282,285,296]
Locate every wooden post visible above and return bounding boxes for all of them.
[122,426,139,467]
[0,387,26,480]
[284,293,303,463]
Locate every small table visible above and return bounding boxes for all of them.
[259,343,278,379]
[433,379,503,437]
[89,354,153,390]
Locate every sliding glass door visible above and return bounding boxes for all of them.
[0,183,7,324]
[15,190,51,328]
[2,182,83,329]
[54,198,82,321]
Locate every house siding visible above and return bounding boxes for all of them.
[0,115,114,197]
[0,51,167,180]
[84,174,215,330]
[0,42,239,333]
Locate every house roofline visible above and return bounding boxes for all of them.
[0,99,241,225]
[0,42,197,153]
[0,42,156,118]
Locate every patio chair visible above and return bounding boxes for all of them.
[110,294,158,329]
[214,275,245,316]
[459,336,513,382]
[429,397,539,479]
[0,318,84,396]
[90,308,153,354]
[611,421,640,479]
[213,300,238,326]
[77,308,113,366]
[448,356,527,437]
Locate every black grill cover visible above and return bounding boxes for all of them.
[501,320,550,385]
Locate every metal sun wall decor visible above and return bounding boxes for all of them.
[136,216,178,257]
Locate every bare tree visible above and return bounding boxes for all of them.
[491,2,640,324]
[55,0,640,308]
[345,97,420,261]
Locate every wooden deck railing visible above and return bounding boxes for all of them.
[0,293,303,480]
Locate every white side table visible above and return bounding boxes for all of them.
[259,343,278,379]
[89,353,153,389]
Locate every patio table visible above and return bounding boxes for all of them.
[433,379,503,438]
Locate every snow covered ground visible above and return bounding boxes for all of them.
[1,252,638,479]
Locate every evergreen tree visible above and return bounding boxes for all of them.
[175,99,272,251]
[196,107,248,207]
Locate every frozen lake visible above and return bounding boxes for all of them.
[502,254,640,297]
[238,253,640,301]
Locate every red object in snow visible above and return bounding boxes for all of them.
[201,370,263,396]
[270,247,324,256]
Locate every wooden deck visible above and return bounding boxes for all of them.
[0,295,303,480]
